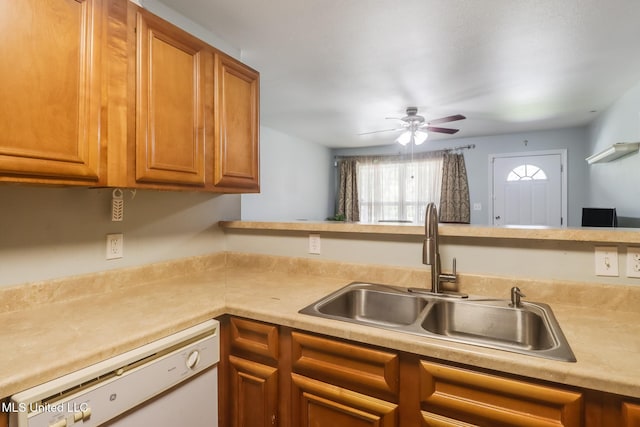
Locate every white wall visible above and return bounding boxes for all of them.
[587,80,640,226]
[333,126,589,226]
[0,186,240,288]
[136,0,241,59]
[241,126,333,221]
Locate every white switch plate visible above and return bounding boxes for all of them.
[473,203,482,211]
[308,233,321,255]
[594,246,618,276]
[626,247,640,278]
[106,233,124,260]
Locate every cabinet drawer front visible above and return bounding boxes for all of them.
[230,317,279,362]
[292,373,398,427]
[420,361,582,427]
[292,332,399,401]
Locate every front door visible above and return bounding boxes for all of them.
[490,151,566,227]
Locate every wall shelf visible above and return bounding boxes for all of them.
[586,142,640,164]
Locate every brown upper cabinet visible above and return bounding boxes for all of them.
[0,0,260,193]
[0,0,107,185]
[130,6,212,188]
[213,54,260,192]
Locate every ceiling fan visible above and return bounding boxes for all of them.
[360,107,466,145]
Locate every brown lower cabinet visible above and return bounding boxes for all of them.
[1,317,639,426]
[219,316,640,427]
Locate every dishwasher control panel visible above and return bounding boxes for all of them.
[9,320,220,427]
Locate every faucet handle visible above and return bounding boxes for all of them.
[440,258,457,283]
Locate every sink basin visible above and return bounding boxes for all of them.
[313,284,428,326]
[299,282,576,362]
[422,299,557,351]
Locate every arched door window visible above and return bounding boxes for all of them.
[507,164,548,181]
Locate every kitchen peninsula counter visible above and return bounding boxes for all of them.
[219,220,640,244]
[0,252,639,402]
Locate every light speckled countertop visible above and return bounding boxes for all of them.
[1,252,639,400]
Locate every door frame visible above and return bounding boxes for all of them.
[488,149,568,227]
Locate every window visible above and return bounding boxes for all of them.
[357,156,443,224]
[507,164,548,181]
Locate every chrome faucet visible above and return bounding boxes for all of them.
[422,203,458,294]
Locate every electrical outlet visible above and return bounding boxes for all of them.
[626,247,640,278]
[106,233,124,260]
[308,233,321,255]
[594,246,618,277]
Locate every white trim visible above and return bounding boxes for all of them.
[488,149,568,228]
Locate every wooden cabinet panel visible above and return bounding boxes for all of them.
[623,402,640,426]
[230,317,279,363]
[132,6,212,187]
[291,331,400,402]
[419,361,583,427]
[291,373,398,427]
[0,0,105,184]
[229,355,278,427]
[213,54,260,192]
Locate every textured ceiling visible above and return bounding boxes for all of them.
[156,0,640,148]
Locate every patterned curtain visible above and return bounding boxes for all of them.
[439,153,470,223]
[337,159,360,221]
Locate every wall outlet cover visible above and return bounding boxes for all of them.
[308,233,321,255]
[106,233,124,260]
[626,247,640,278]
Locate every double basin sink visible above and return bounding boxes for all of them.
[299,282,576,362]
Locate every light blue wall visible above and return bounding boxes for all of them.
[587,80,640,226]
[241,126,333,221]
[333,127,589,226]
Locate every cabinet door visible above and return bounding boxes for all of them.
[0,0,104,184]
[292,374,398,427]
[213,54,260,192]
[623,402,640,426]
[133,6,211,187]
[419,361,582,427]
[229,355,279,427]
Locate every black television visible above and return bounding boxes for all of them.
[581,208,618,227]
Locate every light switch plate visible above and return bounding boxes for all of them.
[626,247,640,278]
[594,246,618,277]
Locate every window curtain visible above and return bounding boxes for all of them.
[357,155,443,224]
[439,153,470,223]
[337,159,360,221]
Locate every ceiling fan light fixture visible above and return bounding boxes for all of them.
[395,131,412,146]
[414,130,428,145]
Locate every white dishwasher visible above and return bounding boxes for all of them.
[10,319,219,427]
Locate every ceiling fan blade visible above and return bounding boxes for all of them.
[358,127,405,136]
[426,126,460,134]
[428,114,466,125]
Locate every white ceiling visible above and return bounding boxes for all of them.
[156,0,640,148]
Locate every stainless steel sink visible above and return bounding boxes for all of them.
[299,282,576,362]
[314,284,429,326]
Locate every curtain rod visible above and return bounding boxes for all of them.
[334,143,476,162]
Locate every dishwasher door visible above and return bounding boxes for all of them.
[102,366,217,426]
[10,320,219,427]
